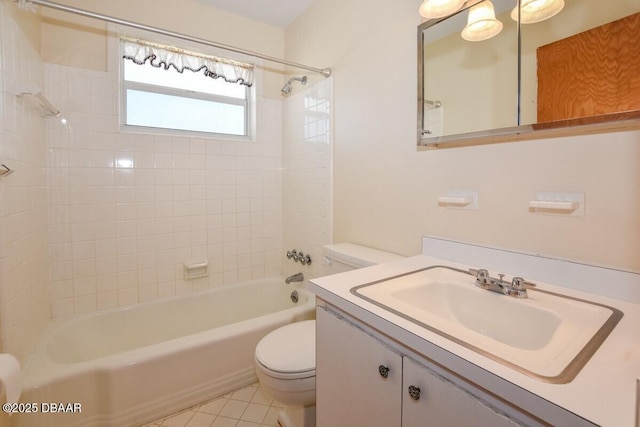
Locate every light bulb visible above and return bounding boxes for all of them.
[461,1,503,42]
[419,0,466,19]
[511,0,565,24]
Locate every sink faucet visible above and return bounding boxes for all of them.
[470,269,535,298]
[285,272,304,284]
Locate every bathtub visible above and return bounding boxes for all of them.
[16,279,315,427]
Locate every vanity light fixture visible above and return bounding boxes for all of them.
[419,0,465,19]
[461,0,503,42]
[511,0,565,24]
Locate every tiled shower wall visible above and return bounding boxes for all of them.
[45,62,284,318]
[282,78,333,280]
[0,2,51,362]
[1,4,332,338]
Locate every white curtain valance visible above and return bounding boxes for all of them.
[122,39,254,87]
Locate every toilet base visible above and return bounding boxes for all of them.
[277,405,316,427]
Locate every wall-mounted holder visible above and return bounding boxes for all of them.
[529,191,585,217]
[16,85,60,117]
[183,260,208,280]
[286,249,312,266]
[438,190,479,210]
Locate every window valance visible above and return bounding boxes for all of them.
[121,39,254,87]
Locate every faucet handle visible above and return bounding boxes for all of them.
[477,269,489,281]
[470,268,491,288]
[512,276,536,290]
[469,268,488,279]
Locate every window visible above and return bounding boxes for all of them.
[121,39,253,137]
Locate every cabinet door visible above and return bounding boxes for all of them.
[316,307,402,427]
[402,357,521,427]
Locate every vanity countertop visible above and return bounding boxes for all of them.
[309,254,640,427]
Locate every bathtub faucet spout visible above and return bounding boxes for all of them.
[285,272,304,284]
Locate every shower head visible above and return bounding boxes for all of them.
[281,83,292,95]
[281,76,307,95]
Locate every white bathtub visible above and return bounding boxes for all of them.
[16,280,315,427]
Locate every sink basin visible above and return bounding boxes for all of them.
[352,266,623,383]
[392,280,561,351]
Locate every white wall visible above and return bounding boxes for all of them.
[0,0,51,362]
[285,0,640,272]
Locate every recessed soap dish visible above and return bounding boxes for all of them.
[184,260,208,280]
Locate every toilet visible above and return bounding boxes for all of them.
[254,243,402,427]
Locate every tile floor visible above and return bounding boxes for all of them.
[141,383,283,427]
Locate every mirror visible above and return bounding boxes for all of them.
[418,0,640,147]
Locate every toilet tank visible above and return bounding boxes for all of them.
[322,243,403,275]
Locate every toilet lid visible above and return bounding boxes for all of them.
[255,320,315,374]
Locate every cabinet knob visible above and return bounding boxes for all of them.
[408,385,421,401]
[378,365,390,379]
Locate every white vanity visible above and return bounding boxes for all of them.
[309,237,640,426]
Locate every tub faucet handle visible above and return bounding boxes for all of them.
[286,249,311,265]
[298,252,312,265]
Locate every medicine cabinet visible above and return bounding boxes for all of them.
[418,0,640,148]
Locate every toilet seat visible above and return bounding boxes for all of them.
[256,362,315,380]
[255,320,315,379]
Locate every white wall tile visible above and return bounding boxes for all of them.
[96,291,118,310]
[0,2,51,363]
[282,78,333,281]
[43,60,286,317]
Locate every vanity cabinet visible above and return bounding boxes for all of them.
[316,305,402,426]
[317,305,540,427]
[402,357,521,427]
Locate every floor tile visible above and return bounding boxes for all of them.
[230,385,258,402]
[262,407,280,426]
[160,410,196,427]
[250,387,274,406]
[185,412,216,427]
[198,397,228,415]
[211,416,239,427]
[143,383,284,427]
[240,403,269,423]
[219,399,249,419]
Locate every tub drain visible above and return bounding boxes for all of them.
[290,290,299,303]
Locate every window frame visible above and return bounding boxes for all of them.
[119,41,254,140]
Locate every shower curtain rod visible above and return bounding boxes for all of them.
[20,0,332,77]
